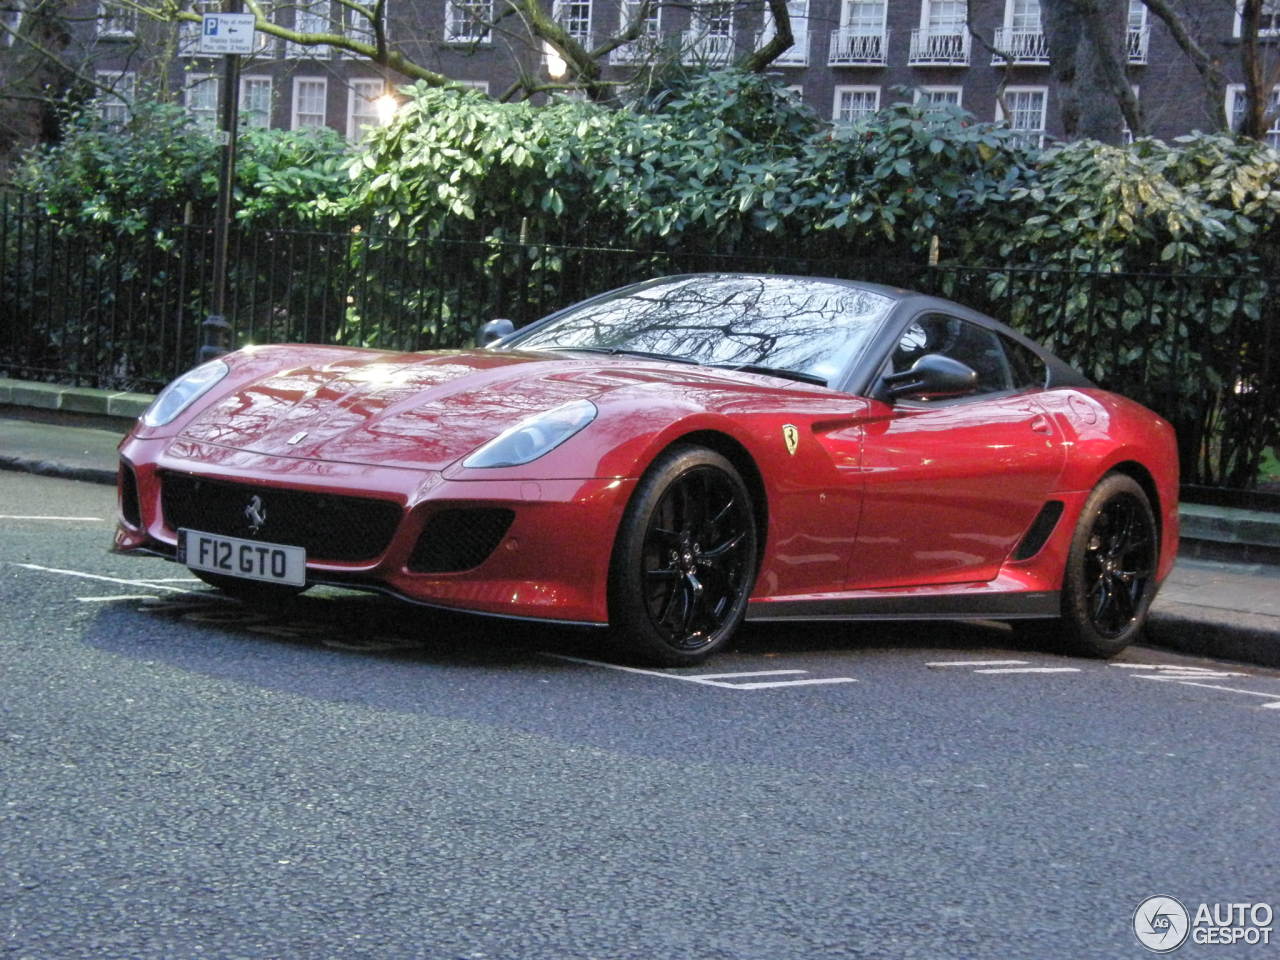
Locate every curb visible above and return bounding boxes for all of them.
[0,455,118,487]
[1145,604,1280,670]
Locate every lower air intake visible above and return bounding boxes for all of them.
[408,508,515,573]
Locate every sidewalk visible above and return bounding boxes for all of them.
[2,404,1278,668]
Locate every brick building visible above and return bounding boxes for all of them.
[7,0,1280,147]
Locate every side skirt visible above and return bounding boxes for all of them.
[746,590,1060,622]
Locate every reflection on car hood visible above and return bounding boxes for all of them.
[179,347,801,470]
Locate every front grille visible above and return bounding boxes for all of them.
[408,508,514,573]
[160,472,401,563]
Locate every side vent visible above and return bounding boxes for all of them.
[119,461,142,528]
[408,508,515,574]
[1013,500,1064,561]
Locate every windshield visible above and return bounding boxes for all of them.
[505,276,896,385]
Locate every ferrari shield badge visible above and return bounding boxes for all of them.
[782,424,799,456]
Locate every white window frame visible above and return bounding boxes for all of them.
[611,0,660,63]
[1234,0,1280,37]
[97,1,136,37]
[758,0,809,66]
[96,70,135,127]
[285,0,332,58]
[184,73,220,126]
[996,85,1048,149]
[833,84,880,130]
[553,0,592,43]
[1226,83,1280,146]
[343,1,386,55]
[445,0,493,43]
[240,75,273,128]
[2,0,24,46]
[915,85,963,107]
[291,76,328,128]
[346,78,384,140]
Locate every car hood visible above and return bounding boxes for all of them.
[179,347,797,471]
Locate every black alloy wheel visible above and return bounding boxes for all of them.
[609,445,758,666]
[1020,472,1158,657]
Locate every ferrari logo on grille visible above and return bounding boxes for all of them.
[782,424,799,456]
[244,495,267,535]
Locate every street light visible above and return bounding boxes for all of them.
[544,42,568,80]
[374,91,399,125]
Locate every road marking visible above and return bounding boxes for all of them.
[7,562,193,593]
[1135,677,1280,702]
[1263,701,1280,710]
[76,594,162,602]
[973,667,1081,674]
[543,653,856,690]
[0,515,105,521]
[927,659,1029,668]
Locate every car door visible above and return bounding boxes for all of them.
[845,312,1066,589]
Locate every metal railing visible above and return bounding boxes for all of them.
[828,28,888,66]
[908,27,969,65]
[991,27,1050,64]
[2,192,1277,491]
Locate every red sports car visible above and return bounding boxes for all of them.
[114,274,1179,665]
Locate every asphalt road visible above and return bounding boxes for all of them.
[2,469,1278,960]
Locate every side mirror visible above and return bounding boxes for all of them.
[476,317,515,347]
[881,353,978,400]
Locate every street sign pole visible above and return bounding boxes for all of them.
[199,2,245,363]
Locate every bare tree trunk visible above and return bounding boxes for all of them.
[1041,0,1139,143]
[1139,0,1228,131]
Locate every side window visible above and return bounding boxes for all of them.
[889,314,1013,398]
[1000,333,1048,389]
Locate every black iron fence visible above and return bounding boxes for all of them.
[2,190,1277,491]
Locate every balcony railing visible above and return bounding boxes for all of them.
[1127,24,1150,64]
[609,36,660,63]
[681,29,733,64]
[908,27,968,65]
[755,27,809,65]
[990,27,1049,64]
[827,28,888,66]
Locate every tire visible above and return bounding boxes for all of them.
[608,445,759,667]
[1019,473,1159,657]
[193,569,308,606]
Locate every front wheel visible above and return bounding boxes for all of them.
[608,446,759,666]
[1018,472,1159,657]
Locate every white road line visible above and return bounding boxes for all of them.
[0,515,105,521]
[1135,677,1280,702]
[6,562,192,594]
[135,578,202,583]
[927,659,1029,668]
[973,667,1082,674]
[75,594,161,602]
[1262,701,1280,710]
[543,653,856,689]
[1127,672,1249,681]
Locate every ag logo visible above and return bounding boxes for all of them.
[782,424,799,456]
[244,495,267,535]
[1133,895,1190,953]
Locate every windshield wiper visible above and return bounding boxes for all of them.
[553,346,702,365]
[710,362,830,387]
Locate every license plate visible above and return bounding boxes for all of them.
[178,528,307,587]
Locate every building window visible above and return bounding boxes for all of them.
[830,0,887,66]
[285,0,332,58]
[1127,0,1149,63]
[458,79,490,93]
[97,1,136,37]
[993,0,1048,63]
[292,77,328,128]
[2,0,24,45]
[554,0,591,42]
[916,86,962,107]
[344,1,385,53]
[1234,0,1280,37]
[683,1,733,64]
[241,76,273,127]
[833,85,880,132]
[758,0,809,67]
[1227,84,1280,147]
[910,0,968,64]
[96,71,135,127]
[347,78,384,139]
[184,74,220,126]
[997,86,1047,148]
[611,0,660,63]
[445,0,492,42]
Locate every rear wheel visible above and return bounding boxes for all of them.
[608,446,758,666]
[193,569,308,606]
[1018,473,1158,657]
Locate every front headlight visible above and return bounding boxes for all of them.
[141,359,229,428]
[463,399,598,468]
